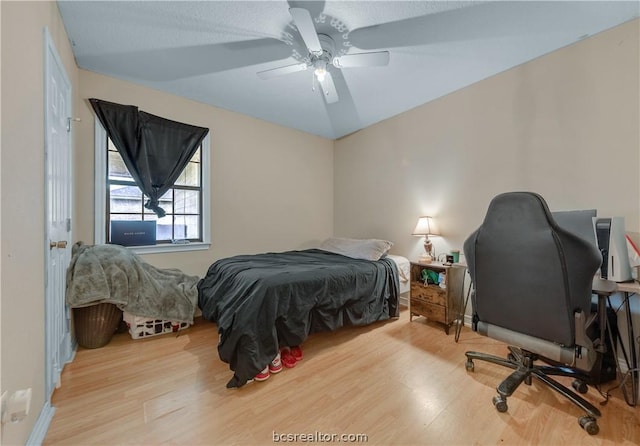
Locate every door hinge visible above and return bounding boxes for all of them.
[66,218,71,232]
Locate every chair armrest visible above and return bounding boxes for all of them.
[592,277,616,296]
[575,310,594,349]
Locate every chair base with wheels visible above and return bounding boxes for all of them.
[465,346,601,435]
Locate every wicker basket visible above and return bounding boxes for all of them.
[73,303,122,349]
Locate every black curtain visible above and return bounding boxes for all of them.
[89,98,209,217]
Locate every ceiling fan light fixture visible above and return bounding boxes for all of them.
[313,59,327,82]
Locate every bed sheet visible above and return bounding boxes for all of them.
[387,254,410,295]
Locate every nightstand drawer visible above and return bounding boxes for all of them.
[410,300,446,322]
[411,283,446,305]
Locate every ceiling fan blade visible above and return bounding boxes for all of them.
[348,2,590,51]
[349,14,459,50]
[257,63,308,80]
[289,7,323,54]
[333,51,390,68]
[322,69,362,138]
[318,71,338,104]
[348,2,525,50]
[79,38,291,82]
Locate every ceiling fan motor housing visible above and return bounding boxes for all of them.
[304,34,337,72]
[316,34,337,62]
[289,10,352,67]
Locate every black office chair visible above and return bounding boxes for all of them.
[463,192,615,435]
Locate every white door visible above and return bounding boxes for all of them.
[44,28,73,399]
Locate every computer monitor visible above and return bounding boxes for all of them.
[551,209,598,248]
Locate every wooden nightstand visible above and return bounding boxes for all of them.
[409,261,466,334]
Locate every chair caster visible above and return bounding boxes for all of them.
[578,416,599,435]
[493,395,508,413]
[572,379,588,394]
[465,359,474,372]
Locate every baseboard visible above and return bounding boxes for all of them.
[457,313,473,329]
[617,357,629,374]
[26,402,55,446]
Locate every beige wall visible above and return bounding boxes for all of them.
[76,71,334,276]
[334,19,640,262]
[1,2,638,444]
[1,1,80,445]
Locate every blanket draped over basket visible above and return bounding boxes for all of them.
[66,242,199,323]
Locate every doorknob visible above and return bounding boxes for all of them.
[49,240,68,249]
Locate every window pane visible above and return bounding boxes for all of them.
[110,184,142,213]
[108,139,119,152]
[174,190,199,214]
[155,216,174,241]
[108,151,133,181]
[175,162,200,187]
[143,190,173,215]
[191,147,200,163]
[173,215,200,240]
[110,214,142,222]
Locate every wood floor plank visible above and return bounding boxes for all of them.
[44,308,639,445]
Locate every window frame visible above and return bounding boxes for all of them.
[94,118,211,254]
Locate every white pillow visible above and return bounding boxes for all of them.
[319,237,393,261]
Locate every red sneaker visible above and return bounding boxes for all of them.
[254,366,270,381]
[269,353,283,374]
[291,345,303,361]
[280,348,297,368]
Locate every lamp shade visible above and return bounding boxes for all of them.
[412,216,439,236]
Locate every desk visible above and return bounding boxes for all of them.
[614,280,640,406]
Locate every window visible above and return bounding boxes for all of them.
[95,120,210,253]
[107,138,202,241]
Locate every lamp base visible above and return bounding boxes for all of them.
[423,238,434,260]
[418,255,432,264]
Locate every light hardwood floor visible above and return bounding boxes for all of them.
[44,308,639,445]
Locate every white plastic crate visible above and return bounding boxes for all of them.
[123,312,190,339]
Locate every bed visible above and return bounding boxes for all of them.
[198,240,404,388]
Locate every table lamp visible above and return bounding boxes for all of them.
[412,216,439,262]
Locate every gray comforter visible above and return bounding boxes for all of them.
[66,242,199,323]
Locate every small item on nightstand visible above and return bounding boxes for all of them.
[422,269,438,285]
[418,255,432,263]
[451,250,460,263]
[445,254,454,265]
[438,272,447,289]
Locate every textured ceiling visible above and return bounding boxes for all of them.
[57,1,639,139]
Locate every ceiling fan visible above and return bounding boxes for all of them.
[257,7,390,104]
